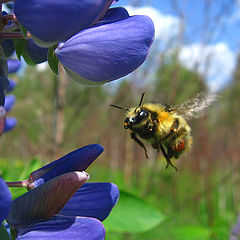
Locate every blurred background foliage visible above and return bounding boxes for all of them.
[1,0,240,239]
[1,53,238,239]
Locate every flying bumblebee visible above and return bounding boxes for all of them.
[110,93,216,170]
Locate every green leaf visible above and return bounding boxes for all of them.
[22,47,38,66]
[0,224,10,240]
[0,158,42,199]
[48,46,59,75]
[22,47,35,66]
[10,187,27,200]
[27,158,42,176]
[19,23,28,39]
[103,190,165,233]
[170,225,210,240]
[13,39,26,60]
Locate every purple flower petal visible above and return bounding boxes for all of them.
[6,79,16,92]
[4,94,16,112]
[56,15,154,85]
[17,216,105,240]
[0,177,12,224]
[7,172,88,228]
[3,117,17,133]
[96,7,129,26]
[7,60,21,74]
[15,0,114,46]
[60,183,119,221]
[31,144,103,187]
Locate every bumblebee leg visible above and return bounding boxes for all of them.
[159,144,178,171]
[130,132,149,159]
[164,118,179,141]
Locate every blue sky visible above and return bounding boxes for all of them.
[115,0,240,91]
[117,0,239,49]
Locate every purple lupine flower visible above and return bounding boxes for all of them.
[8,171,89,228]
[17,216,106,240]
[7,144,119,239]
[95,7,129,25]
[3,117,17,133]
[3,82,17,133]
[7,59,21,74]
[0,177,12,224]
[60,182,119,222]
[6,79,16,92]
[4,94,16,112]
[55,7,155,85]
[14,0,115,47]
[30,144,104,187]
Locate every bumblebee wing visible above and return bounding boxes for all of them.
[173,92,217,120]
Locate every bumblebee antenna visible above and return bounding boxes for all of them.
[110,104,129,111]
[134,92,145,112]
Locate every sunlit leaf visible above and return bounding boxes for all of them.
[48,46,58,75]
[13,39,25,60]
[103,190,165,233]
[19,23,28,39]
[0,224,10,240]
[170,225,210,240]
[22,47,35,66]
[0,158,41,199]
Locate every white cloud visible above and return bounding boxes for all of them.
[125,6,180,41]
[178,43,236,92]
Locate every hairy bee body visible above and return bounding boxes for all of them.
[111,93,216,170]
[126,103,192,161]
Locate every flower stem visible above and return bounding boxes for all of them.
[0,31,31,39]
[6,180,28,188]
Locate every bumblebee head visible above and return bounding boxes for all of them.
[110,93,147,130]
[124,109,149,129]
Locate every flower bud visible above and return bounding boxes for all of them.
[15,0,114,47]
[7,171,89,229]
[56,12,155,85]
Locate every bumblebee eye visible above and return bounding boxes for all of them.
[138,110,149,120]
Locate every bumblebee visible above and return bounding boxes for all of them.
[111,93,216,170]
